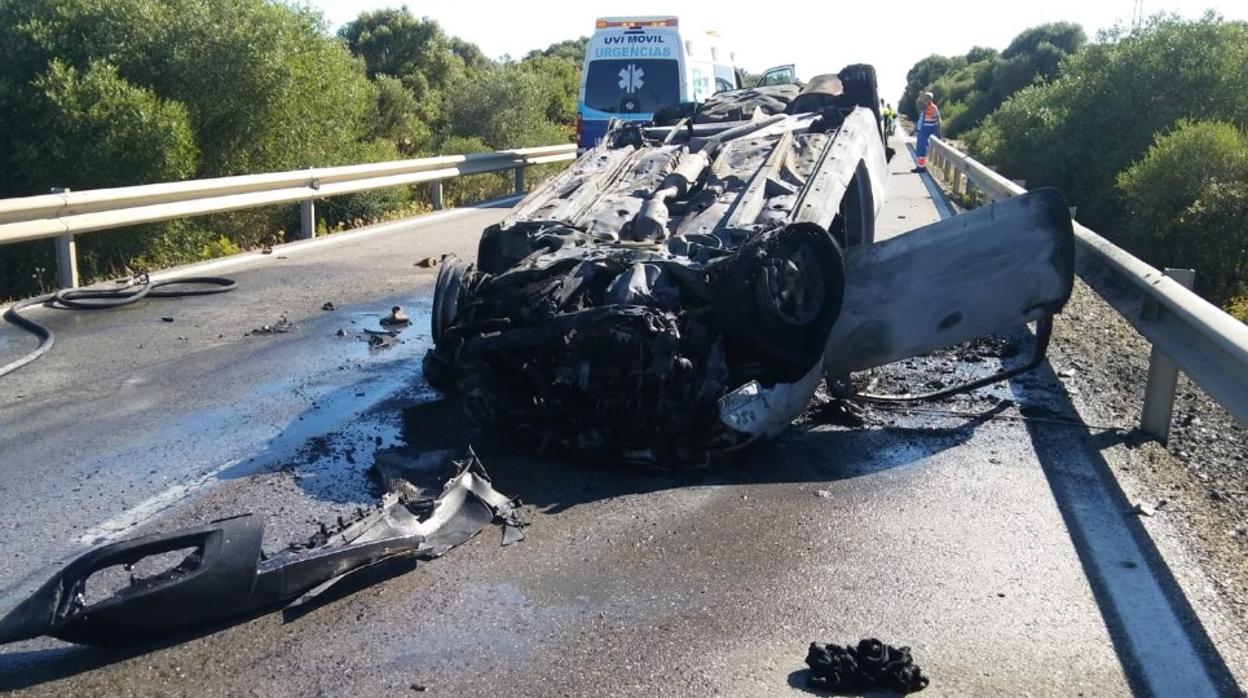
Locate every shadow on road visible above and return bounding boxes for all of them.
[1010,356,1239,695]
[471,406,1003,516]
[0,608,276,693]
[785,668,906,697]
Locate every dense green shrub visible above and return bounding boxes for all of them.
[434,135,509,206]
[965,14,1248,230]
[0,0,389,297]
[900,54,966,120]
[1116,120,1248,303]
[339,9,483,145]
[0,2,581,300]
[447,64,572,150]
[19,60,198,189]
[906,23,1085,136]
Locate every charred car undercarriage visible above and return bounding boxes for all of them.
[424,66,1076,463]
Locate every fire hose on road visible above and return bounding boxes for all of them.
[0,274,237,378]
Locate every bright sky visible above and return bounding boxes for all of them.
[307,0,1248,105]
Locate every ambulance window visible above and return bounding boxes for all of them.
[584,60,681,114]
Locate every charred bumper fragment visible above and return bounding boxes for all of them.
[0,452,519,646]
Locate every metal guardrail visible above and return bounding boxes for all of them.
[0,144,577,288]
[927,136,1248,439]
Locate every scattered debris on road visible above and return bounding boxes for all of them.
[415,257,440,268]
[368,333,398,350]
[160,316,175,323]
[249,315,295,335]
[321,302,336,311]
[381,306,411,327]
[1130,501,1156,517]
[0,450,519,646]
[805,638,929,693]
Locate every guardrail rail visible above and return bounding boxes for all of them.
[927,136,1248,440]
[0,144,577,288]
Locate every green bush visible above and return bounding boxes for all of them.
[966,14,1248,231]
[900,54,966,119]
[906,23,1084,136]
[434,135,509,206]
[447,64,572,150]
[368,74,433,156]
[0,58,199,297]
[0,3,579,300]
[1226,296,1248,322]
[18,60,197,189]
[0,0,386,298]
[1116,120,1248,304]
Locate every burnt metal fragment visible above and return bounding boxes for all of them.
[250,315,295,335]
[0,452,518,646]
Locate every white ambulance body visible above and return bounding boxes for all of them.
[577,16,738,149]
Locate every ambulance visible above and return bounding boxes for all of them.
[577,16,740,150]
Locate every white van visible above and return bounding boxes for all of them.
[577,16,739,149]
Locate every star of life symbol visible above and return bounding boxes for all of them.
[618,63,644,93]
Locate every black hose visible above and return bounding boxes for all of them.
[1,275,237,378]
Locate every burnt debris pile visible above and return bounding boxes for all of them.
[805,638,930,694]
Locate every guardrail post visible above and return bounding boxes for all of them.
[299,199,315,240]
[514,167,525,195]
[50,187,79,289]
[431,180,444,211]
[951,171,963,197]
[296,165,317,240]
[1140,267,1196,442]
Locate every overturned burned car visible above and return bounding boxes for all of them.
[425,65,1076,463]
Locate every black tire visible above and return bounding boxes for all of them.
[694,84,800,124]
[838,63,883,141]
[714,223,846,384]
[653,102,697,126]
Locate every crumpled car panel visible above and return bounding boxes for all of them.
[0,452,518,646]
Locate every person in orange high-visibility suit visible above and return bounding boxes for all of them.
[913,91,941,173]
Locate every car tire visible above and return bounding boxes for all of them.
[694,84,800,124]
[838,63,883,141]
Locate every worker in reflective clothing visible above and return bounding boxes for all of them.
[913,91,941,173]
[881,100,897,136]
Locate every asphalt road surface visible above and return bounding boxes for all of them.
[0,141,1240,696]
